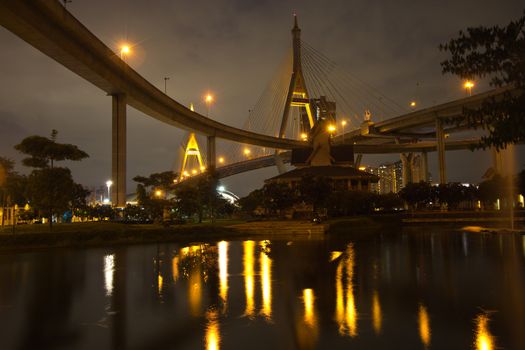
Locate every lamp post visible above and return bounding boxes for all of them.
[164,77,170,94]
[205,93,214,117]
[106,180,113,204]
[341,120,347,143]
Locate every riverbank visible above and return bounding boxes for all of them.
[0,220,247,251]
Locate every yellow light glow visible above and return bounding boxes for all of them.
[358,166,366,171]
[155,190,162,197]
[243,240,255,318]
[192,169,198,175]
[205,94,214,104]
[372,291,382,334]
[200,166,206,171]
[300,133,308,140]
[218,241,229,309]
[418,304,431,347]
[158,274,163,294]
[173,179,178,184]
[518,194,524,207]
[244,148,251,156]
[183,171,189,177]
[260,242,272,320]
[464,80,475,89]
[341,120,347,126]
[218,157,225,164]
[205,310,220,350]
[345,244,357,337]
[189,266,202,317]
[303,288,316,327]
[335,261,345,335]
[104,254,115,297]
[474,313,494,350]
[327,125,336,133]
[172,256,179,282]
[330,251,342,262]
[410,101,416,107]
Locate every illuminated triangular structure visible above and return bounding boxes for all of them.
[180,132,206,180]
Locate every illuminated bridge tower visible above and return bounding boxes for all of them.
[179,132,206,181]
[279,15,316,139]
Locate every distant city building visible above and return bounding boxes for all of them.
[362,161,403,194]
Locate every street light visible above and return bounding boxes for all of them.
[205,93,214,117]
[300,133,308,141]
[464,80,474,96]
[120,44,130,60]
[327,124,336,135]
[410,101,416,108]
[244,148,251,157]
[341,120,347,143]
[106,180,113,203]
[218,156,225,164]
[155,189,162,198]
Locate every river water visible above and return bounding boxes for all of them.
[0,227,524,350]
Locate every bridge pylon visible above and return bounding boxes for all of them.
[179,132,206,180]
[278,15,315,139]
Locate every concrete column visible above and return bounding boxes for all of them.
[274,153,286,174]
[400,153,414,187]
[436,118,447,184]
[112,94,127,207]
[421,151,428,182]
[206,135,216,171]
[354,154,363,168]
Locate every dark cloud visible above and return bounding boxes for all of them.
[0,0,523,196]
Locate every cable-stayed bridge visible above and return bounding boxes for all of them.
[0,1,511,206]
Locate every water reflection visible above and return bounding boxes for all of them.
[188,263,202,317]
[104,254,114,297]
[260,241,272,320]
[474,313,495,350]
[243,240,255,318]
[172,256,179,282]
[334,243,358,337]
[205,309,221,350]
[303,288,316,327]
[218,241,228,311]
[372,290,382,334]
[418,303,431,348]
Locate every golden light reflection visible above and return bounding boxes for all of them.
[243,241,255,317]
[345,244,358,337]
[335,262,345,334]
[260,241,272,320]
[372,291,382,334]
[418,304,431,347]
[172,256,179,282]
[158,274,163,294]
[330,251,343,262]
[303,288,317,327]
[205,309,220,350]
[474,313,495,350]
[104,254,115,297]
[188,266,202,317]
[218,241,229,309]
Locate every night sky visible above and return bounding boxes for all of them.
[0,0,523,196]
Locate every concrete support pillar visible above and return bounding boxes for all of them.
[436,118,447,184]
[274,152,286,174]
[112,94,127,207]
[206,135,216,171]
[354,154,363,168]
[492,148,502,174]
[421,151,428,182]
[400,153,414,187]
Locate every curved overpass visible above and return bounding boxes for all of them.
[0,1,304,150]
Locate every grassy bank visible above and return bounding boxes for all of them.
[0,220,247,251]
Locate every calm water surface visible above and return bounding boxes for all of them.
[0,227,524,349]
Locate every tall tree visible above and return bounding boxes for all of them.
[440,12,525,149]
[15,130,89,230]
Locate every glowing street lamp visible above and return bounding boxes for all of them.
[105,180,113,203]
[300,133,308,141]
[410,101,417,108]
[464,80,474,96]
[200,166,206,172]
[120,44,130,60]
[341,120,347,142]
[327,124,336,135]
[218,156,225,164]
[192,169,198,175]
[155,189,163,198]
[244,148,251,157]
[204,93,214,117]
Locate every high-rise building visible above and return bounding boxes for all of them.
[362,161,403,194]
